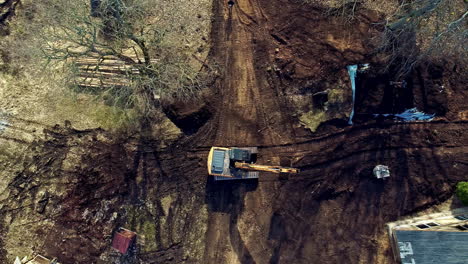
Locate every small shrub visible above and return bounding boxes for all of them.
[299,110,327,132]
[456,182,468,205]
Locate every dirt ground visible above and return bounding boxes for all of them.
[1,0,468,264]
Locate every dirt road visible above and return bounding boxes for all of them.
[199,0,301,148]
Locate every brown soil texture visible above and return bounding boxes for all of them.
[0,0,20,35]
[1,0,468,264]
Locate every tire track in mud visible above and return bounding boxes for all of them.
[204,122,468,183]
[198,0,468,263]
[0,116,56,145]
[263,144,467,264]
[213,2,263,146]
[211,0,294,147]
[202,119,468,263]
[204,1,278,261]
[201,143,467,264]
[192,120,468,151]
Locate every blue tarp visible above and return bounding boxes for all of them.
[394,108,435,121]
[347,65,358,125]
[375,108,435,122]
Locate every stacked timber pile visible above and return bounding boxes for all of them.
[74,53,142,90]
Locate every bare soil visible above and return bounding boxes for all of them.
[1,0,467,264]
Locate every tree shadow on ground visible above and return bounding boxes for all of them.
[205,178,258,263]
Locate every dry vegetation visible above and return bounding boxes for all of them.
[375,0,467,76]
[305,0,467,76]
[0,0,213,136]
[38,0,213,116]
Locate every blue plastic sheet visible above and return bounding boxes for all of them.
[347,65,358,125]
[394,108,435,121]
[375,108,435,122]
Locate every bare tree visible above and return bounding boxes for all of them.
[301,0,362,22]
[34,0,211,117]
[303,0,466,76]
[379,0,467,76]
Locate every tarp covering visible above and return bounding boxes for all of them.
[394,108,435,121]
[373,165,390,179]
[347,65,358,125]
[375,108,435,122]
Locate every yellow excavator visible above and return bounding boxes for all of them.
[207,147,300,181]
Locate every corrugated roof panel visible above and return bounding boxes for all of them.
[395,230,468,264]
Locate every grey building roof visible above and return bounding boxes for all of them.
[395,230,468,264]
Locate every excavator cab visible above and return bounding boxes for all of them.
[229,148,253,162]
[207,146,299,181]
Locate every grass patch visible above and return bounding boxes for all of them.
[328,88,346,104]
[53,93,139,131]
[299,110,327,132]
[125,206,159,252]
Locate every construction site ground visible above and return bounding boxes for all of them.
[0,0,467,264]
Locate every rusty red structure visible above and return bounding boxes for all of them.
[112,228,136,254]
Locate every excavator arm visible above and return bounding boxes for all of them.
[234,162,300,174]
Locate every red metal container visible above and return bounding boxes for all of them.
[112,228,136,254]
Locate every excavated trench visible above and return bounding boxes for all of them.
[1,0,468,264]
[352,63,449,123]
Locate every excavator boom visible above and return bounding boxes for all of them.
[234,162,300,174]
